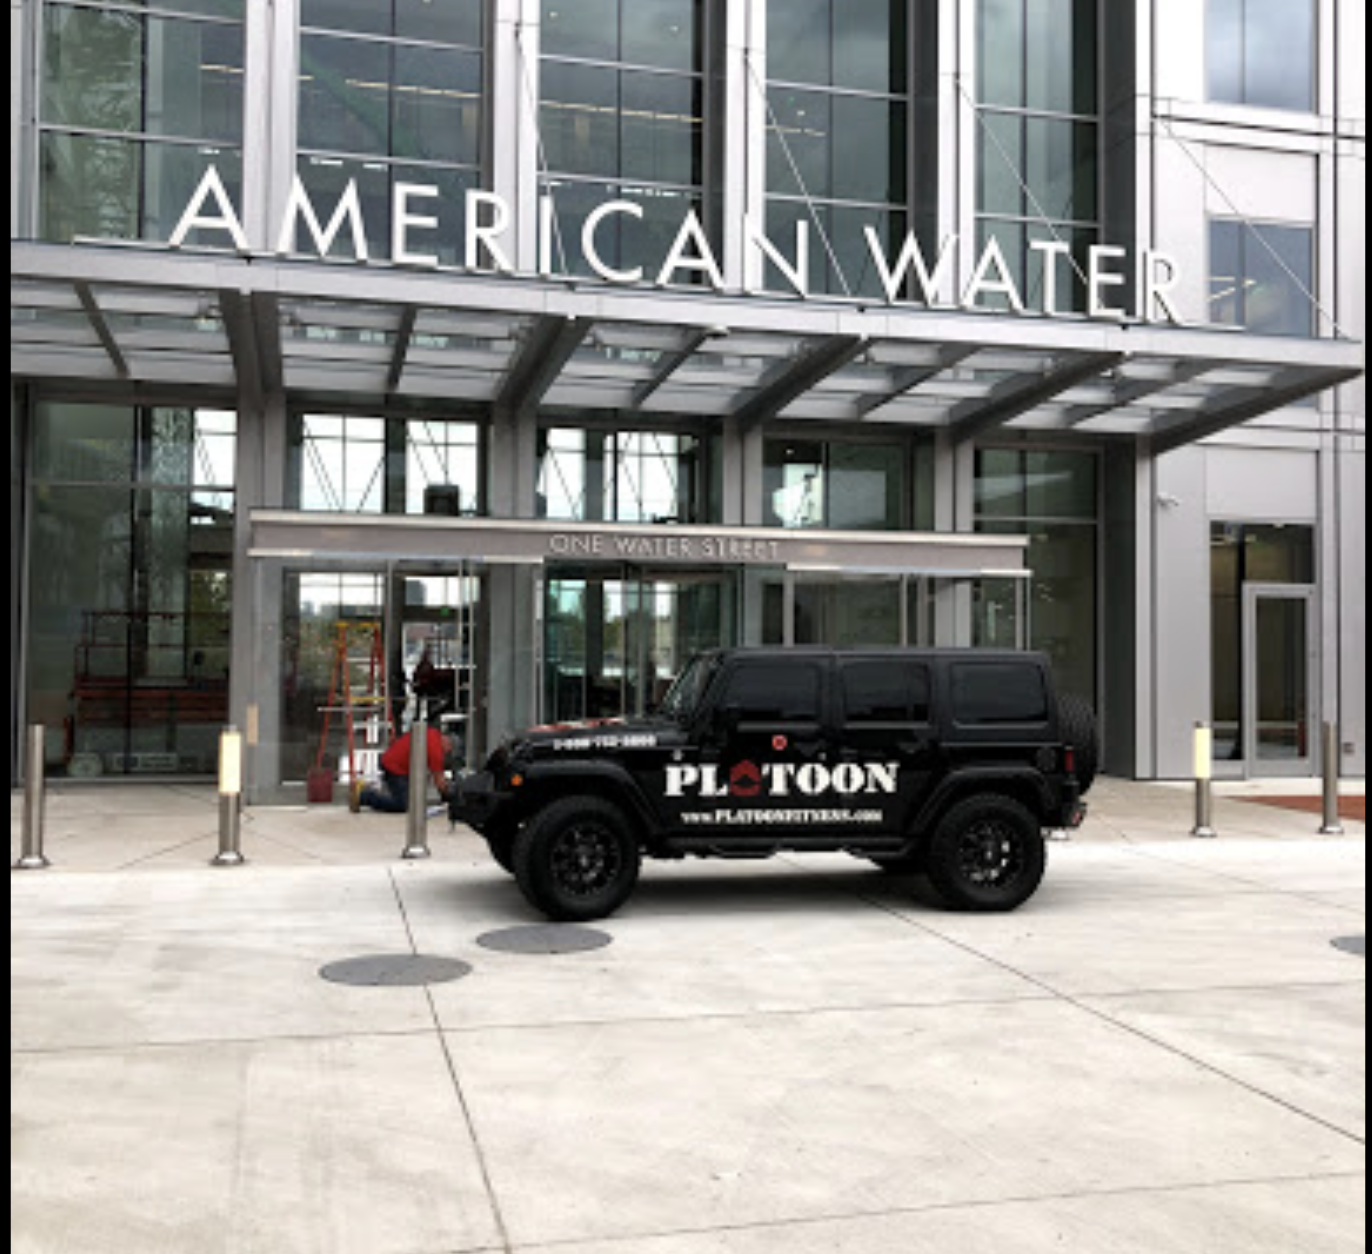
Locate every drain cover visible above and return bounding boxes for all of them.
[1331,936,1366,958]
[477,925,613,955]
[319,954,473,987]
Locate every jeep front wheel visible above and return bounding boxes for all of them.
[513,796,642,922]
[925,795,1046,912]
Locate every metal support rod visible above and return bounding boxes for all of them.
[212,726,246,867]
[403,709,432,861]
[1320,722,1345,837]
[17,725,51,870]
[1191,722,1218,839]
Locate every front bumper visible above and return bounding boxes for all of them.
[448,771,512,830]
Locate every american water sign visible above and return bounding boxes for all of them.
[170,167,1186,324]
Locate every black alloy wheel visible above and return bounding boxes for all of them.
[513,796,642,922]
[925,795,1046,912]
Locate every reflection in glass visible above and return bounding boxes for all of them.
[1209,221,1315,338]
[1207,0,1315,112]
[1255,598,1310,761]
[27,404,237,779]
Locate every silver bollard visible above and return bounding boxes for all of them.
[16,725,51,870]
[1191,722,1218,839]
[1320,722,1345,837]
[403,711,432,861]
[211,726,247,867]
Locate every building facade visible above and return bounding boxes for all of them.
[9,0,1366,800]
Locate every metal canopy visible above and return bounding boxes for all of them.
[11,242,1364,454]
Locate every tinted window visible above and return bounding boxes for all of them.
[843,662,931,724]
[721,664,822,722]
[953,663,1048,724]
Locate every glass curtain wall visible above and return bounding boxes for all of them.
[1209,221,1316,338]
[765,0,911,298]
[976,0,1100,311]
[537,427,716,524]
[296,0,486,264]
[290,414,482,515]
[38,0,247,244]
[539,0,708,280]
[975,448,1099,704]
[27,403,237,778]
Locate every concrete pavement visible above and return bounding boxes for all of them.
[10,779,1367,1254]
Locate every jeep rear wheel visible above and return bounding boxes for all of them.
[513,796,641,922]
[925,795,1046,912]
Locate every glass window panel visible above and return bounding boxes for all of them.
[767,0,830,86]
[141,143,244,244]
[1209,219,1244,327]
[831,96,908,207]
[1027,524,1097,701]
[622,0,700,72]
[44,5,245,140]
[42,6,144,133]
[842,661,931,723]
[620,71,703,186]
[952,662,1049,723]
[978,112,1023,218]
[720,662,823,722]
[41,133,244,246]
[294,157,391,261]
[830,206,908,300]
[391,45,483,165]
[973,219,1027,311]
[834,0,908,93]
[538,429,589,519]
[764,441,826,529]
[299,35,392,156]
[34,403,138,483]
[1210,523,1244,761]
[767,89,831,201]
[406,421,481,516]
[1207,0,1244,103]
[978,0,1025,108]
[1025,117,1098,223]
[396,0,484,47]
[1025,450,1097,518]
[975,449,1026,518]
[762,198,826,295]
[1245,524,1315,584]
[542,0,619,62]
[827,444,904,531]
[1025,0,1096,114]
[1243,0,1315,111]
[1246,224,1315,338]
[541,62,621,179]
[301,0,390,35]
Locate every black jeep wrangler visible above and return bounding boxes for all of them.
[452,648,1096,922]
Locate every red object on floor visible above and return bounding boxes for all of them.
[1244,795,1366,822]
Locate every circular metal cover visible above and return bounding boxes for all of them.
[319,954,474,987]
[477,925,613,955]
[1331,936,1366,958]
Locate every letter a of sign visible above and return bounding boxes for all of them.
[169,166,248,252]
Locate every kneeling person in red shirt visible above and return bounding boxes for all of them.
[351,726,458,814]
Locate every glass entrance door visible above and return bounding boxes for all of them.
[1243,585,1317,776]
[542,567,739,724]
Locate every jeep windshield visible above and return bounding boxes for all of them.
[657,654,717,722]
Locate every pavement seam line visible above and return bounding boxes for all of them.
[387,867,516,1254]
[785,859,1368,1150]
[509,1169,1369,1252]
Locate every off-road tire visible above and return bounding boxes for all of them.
[513,795,641,922]
[925,794,1046,912]
[1058,693,1101,795]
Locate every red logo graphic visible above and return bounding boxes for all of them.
[772,735,789,752]
[729,761,763,798]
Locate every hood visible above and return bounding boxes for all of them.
[509,715,686,755]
